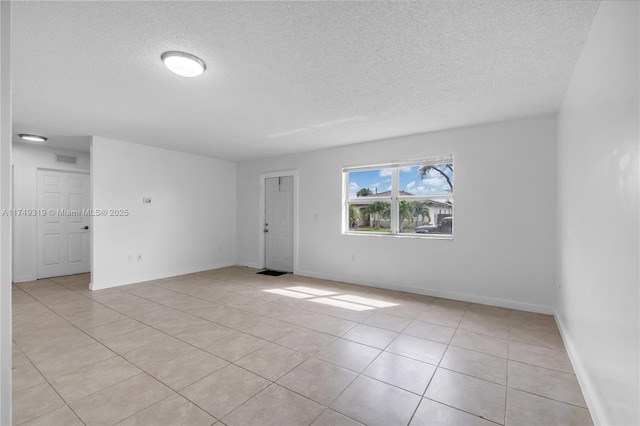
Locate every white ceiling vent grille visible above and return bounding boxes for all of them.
[55,154,78,165]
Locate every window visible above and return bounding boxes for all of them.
[343,155,453,237]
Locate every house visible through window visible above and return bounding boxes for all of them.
[343,155,453,237]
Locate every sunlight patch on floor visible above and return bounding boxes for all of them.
[263,286,398,311]
[333,294,397,308]
[264,289,314,298]
[310,297,375,311]
[285,286,337,296]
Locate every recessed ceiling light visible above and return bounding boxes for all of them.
[161,51,206,77]
[19,134,47,142]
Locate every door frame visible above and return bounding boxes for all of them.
[36,167,91,279]
[258,170,298,273]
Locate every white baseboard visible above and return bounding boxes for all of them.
[235,261,261,270]
[554,311,603,425]
[90,261,237,291]
[295,268,555,314]
[62,262,553,315]
[13,274,36,283]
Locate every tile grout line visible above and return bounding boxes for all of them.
[13,284,201,425]
[13,269,591,425]
[11,286,87,426]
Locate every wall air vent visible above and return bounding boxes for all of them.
[55,154,78,165]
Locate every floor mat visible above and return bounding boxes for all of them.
[257,270,288,276]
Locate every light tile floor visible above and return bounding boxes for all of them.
[12,267,593,425]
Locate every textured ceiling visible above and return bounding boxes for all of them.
[12,1,598,161]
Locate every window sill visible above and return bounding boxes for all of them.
[343,231,454,240]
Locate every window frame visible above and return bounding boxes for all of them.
[343,156,454,239]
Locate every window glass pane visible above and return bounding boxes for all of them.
[348,169,393,199]
[399,199,453,234]
[344,157,453,238]
[399,164,453,196]
[348,201,391,233]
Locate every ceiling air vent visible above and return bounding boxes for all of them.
[55,154,78,165]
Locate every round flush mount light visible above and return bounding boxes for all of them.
[161,51,206,77]
[19,134,47,142]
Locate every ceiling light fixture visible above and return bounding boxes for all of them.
[19,134,47,142]
[161,51,206,77]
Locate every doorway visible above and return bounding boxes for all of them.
[259,171,297,273]
[37,169,91,278]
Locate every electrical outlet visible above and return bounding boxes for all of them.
[137,253,142,261]
[127,254,133,262]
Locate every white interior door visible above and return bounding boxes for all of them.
[265,176,293,272]
[37,170,90,278]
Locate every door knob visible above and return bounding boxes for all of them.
[83,226,89,230]
[263,229,268,233]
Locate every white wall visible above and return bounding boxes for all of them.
[237,115,558,313]
[556,2,639,425]
[0,2,11,423]
[91,137,236,290]
[11,143,90,282]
